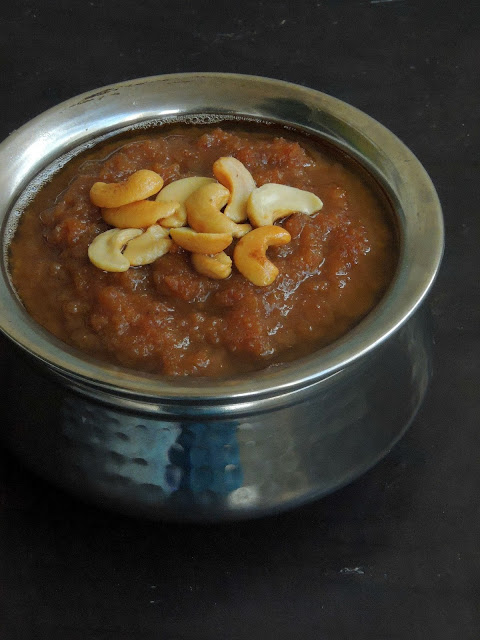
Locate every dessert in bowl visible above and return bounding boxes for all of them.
[0,74,443,520]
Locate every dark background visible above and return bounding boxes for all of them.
[1,1,478,638]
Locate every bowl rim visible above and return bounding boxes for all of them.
[0,72,444,405]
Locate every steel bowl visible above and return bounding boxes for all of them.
[0,73,443,521]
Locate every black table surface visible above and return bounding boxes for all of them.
[1,1,478,638]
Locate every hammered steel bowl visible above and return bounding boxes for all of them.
[0,73,443,520]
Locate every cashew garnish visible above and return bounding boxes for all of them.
[233,226,291,286]
[156,176,216,228]
[170,227,233,254]
[87,160,321,281]
[213,157,256,223]
[247,184,323,227]
[90,170,164,208]
[186,182,252,238]
[123,225,172,266]
[88,228,142,272]
[101,200,179,229]
[191,252,232,280]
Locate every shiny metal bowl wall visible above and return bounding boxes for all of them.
[0,74,443,520]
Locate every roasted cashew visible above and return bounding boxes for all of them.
[170,227,233,254]
[233,226,291,286]
[186,182,252,238]
[156,176,216,228]
[247,184,323,227]
[191,252,232,280]
[88,228,142,272]
[123,225,172,266]
[213,157,256,223]
[90,170,164,208]
[101,200,179,229]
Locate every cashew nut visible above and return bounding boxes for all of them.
[123,225,172,266]
[191,252,232,279]
[156,176,216,228]
[233,226,291,286]
[101,200,179,229]
[213,157,256,223]
[90,170,164,208]
[88,228,142,272]
[186,182,252,238]
[170,227,233,254]
[247,184,323,227]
